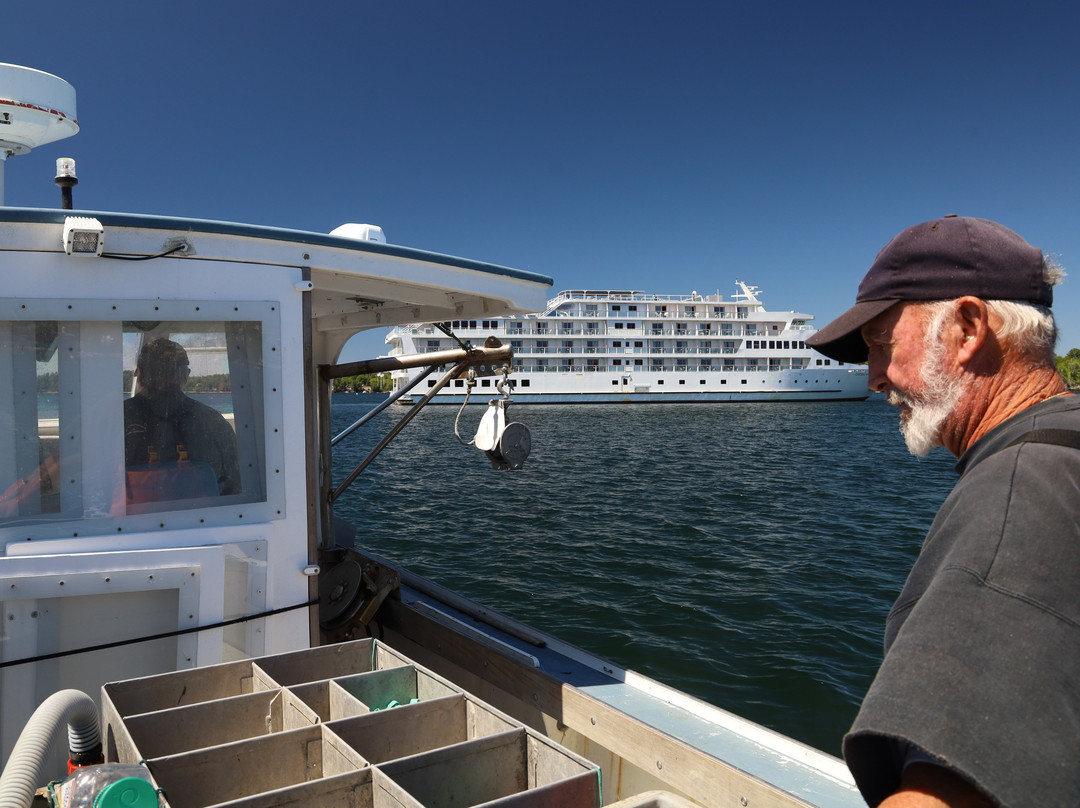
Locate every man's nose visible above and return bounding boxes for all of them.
[867,360,888,393]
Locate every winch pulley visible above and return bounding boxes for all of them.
[454,365,532,470]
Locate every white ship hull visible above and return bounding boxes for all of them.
[405,368,868,404]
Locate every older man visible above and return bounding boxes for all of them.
[807,216,1078,808]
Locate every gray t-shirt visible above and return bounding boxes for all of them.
[845,395,1080,807]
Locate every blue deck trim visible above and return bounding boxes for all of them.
[0,207,553,287]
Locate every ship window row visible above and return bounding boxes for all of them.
[417,339,810,353]
[432,378,528,389]
[502,347,786,355]
[444,320,503,330]
[605,377,831,386]
[569,306,754,318]
[427,370,835,391]
[746,340,807,350]
[506,362,816,373]
[408,324,807,338]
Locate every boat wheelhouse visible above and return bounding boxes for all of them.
[388,283,868,403]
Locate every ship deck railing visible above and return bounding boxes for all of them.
[513,363,811,374]
[400,327,794,339]
[524,347,762,356]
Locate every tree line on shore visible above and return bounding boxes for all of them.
[331,373,393,393]
[1056,349,1080,389]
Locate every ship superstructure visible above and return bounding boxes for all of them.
[388,282,868,402]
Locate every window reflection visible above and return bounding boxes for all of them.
[0,317,267,529]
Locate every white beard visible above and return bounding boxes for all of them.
[888,385,960,456]
[888,324,966,457]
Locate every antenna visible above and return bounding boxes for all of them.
[0,63,79,205]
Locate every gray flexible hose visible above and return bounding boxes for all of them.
[0,689,100,808]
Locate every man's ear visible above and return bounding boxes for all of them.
[954,296,990,364]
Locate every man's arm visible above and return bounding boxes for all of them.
[880,763,994,808]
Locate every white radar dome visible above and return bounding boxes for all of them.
[0,63,79,156]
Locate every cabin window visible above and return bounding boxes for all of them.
[0,310,275,535]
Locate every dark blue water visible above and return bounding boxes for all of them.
[330,395,957,756]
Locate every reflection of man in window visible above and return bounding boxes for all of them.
[124,338,241,501]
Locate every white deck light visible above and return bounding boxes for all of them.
[63,215,103,256]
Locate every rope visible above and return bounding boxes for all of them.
[0,600,318,669]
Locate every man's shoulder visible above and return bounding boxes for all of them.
[958,395,1080,474]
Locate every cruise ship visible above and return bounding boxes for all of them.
[387,282,869,403]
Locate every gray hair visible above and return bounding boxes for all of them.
[919,256,1064,363]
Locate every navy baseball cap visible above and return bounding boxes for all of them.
[806,216,1050,363]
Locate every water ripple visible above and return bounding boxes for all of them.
[331,396,954,754]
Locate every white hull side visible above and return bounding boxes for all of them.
[415,368,869,403]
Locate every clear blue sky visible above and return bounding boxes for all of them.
[5,1,1079,361]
